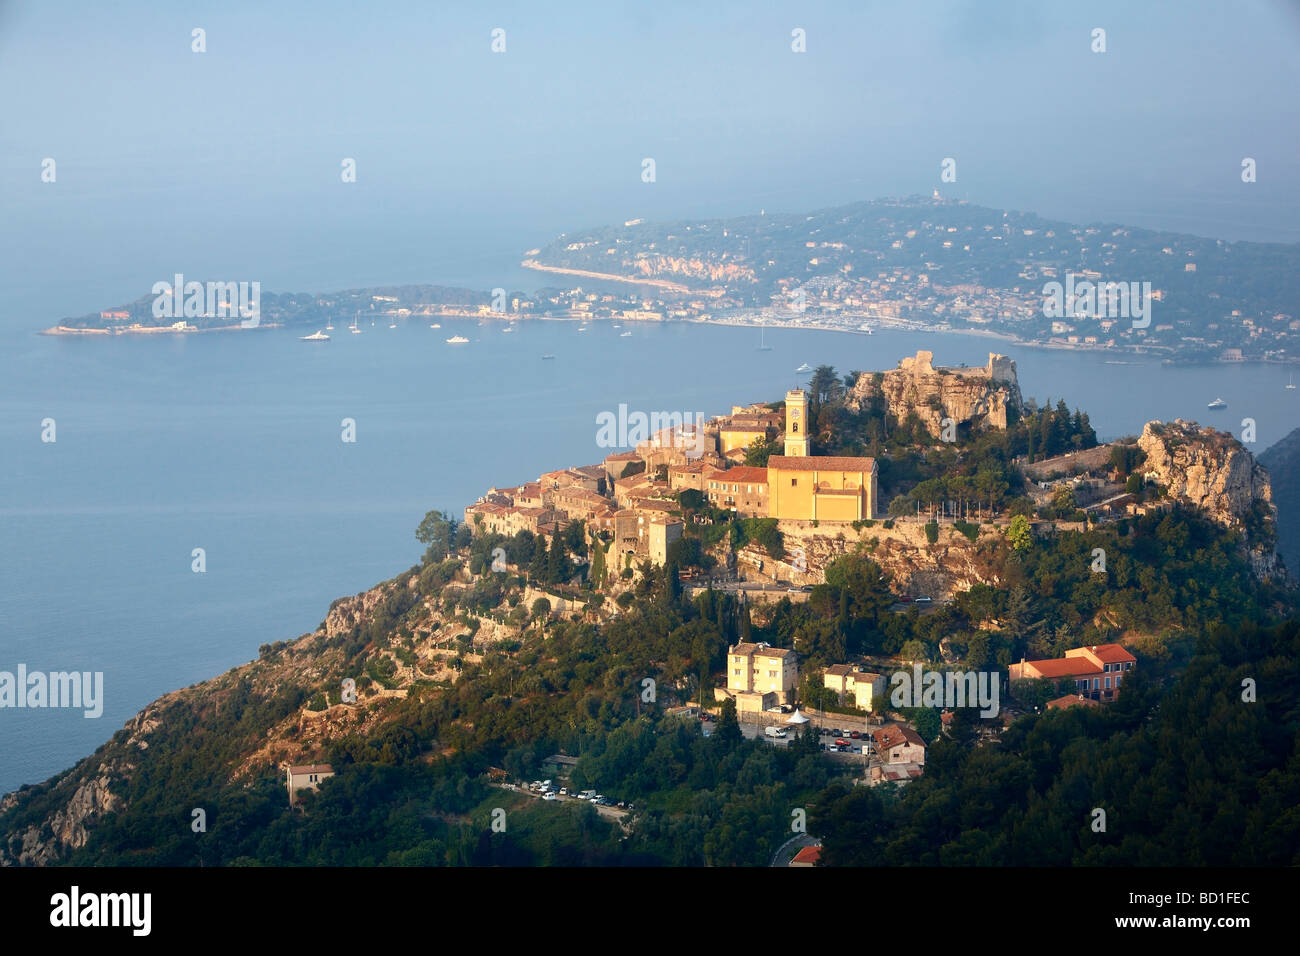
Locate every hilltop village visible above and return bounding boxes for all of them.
[2,348,1288,867]
[453,348,1277,784]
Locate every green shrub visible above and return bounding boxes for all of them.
[924,521,939,544]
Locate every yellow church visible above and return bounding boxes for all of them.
[765,390,877,522]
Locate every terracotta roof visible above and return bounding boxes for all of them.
[824,664,853,677]
[604,450,641,461]
[768,455,877,472]
[791,845,822,865]
[720,424,769,433]
[730,642,795,658]
[1047,694,1101,710]
[712,466,769,485]
[873,724,925,750]
[1072,643,1136,664]
[288,764,334,776]
[1023,658,1102,678]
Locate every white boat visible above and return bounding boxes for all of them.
[1207,397,1227,409]
[757,330,772,351]
[541,354,556,360]
[325,321,334,330]
[300,330,330,341]
[620,331,632,337]
[430,323,441,329]
[350,313,361,334]
[389,320,397,329]
[446,335,469,344]
[503,326,515,333]
[577,326,588,333]
[796,363,812,373]
[858,323,873,334]
[1288,374,1296,391]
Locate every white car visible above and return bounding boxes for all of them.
[542,792,557,801]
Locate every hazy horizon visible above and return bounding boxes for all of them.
[3,1,1299,330]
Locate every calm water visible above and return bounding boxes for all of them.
[2,317,1297,794]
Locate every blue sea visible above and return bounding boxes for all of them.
[2,310,1298,794]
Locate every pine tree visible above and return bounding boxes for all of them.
[546,530,566,584]
[529,534,548,582]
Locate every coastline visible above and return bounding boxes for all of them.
[521,258,694,293]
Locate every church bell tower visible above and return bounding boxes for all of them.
[784,389,809,457]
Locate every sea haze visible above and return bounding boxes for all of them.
[2,318,1298,793]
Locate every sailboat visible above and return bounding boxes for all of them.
[757,329,772,351]
[350,313,361,335]
[325,319,334,330]
[1288,373,1296,391]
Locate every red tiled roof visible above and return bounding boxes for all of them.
[712,466,769,485]
[768,455,876,472]
[791,846,822,865]
[1024,658,1101,678]
[1076,643,1136,664]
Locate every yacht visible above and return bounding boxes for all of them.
[503,325,515,333]
[757,330,772,351]
[1207,397,1227,410]
[796,363,812,373]
[541,354,556,360]
[300,330,330,341]
[620,331,632,337]
[446,335,470,344]
[430,323,441,329]
[1288,374,1296,391]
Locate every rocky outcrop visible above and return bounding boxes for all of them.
[1138,419,1282,579]
[1138,421,1271,526]
[847,350,1021,438]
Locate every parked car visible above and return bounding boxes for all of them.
[850,731,861,739]
[542,792,557,801]
[915,596,933,604]
[558,787,568,796]
[835,738,852,748]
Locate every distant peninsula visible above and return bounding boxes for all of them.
[43,196,1300,365]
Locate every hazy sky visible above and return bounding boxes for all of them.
[2,0,1299,324]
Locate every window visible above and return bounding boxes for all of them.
[1104,676,1111,689]
[791,478,798,487]
[768,670,776,678]
[1093,678,1100,689]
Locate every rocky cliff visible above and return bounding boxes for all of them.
[1137,419,1283,579]
[847,350,1021,438]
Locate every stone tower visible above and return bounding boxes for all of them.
[784,389,809,457]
